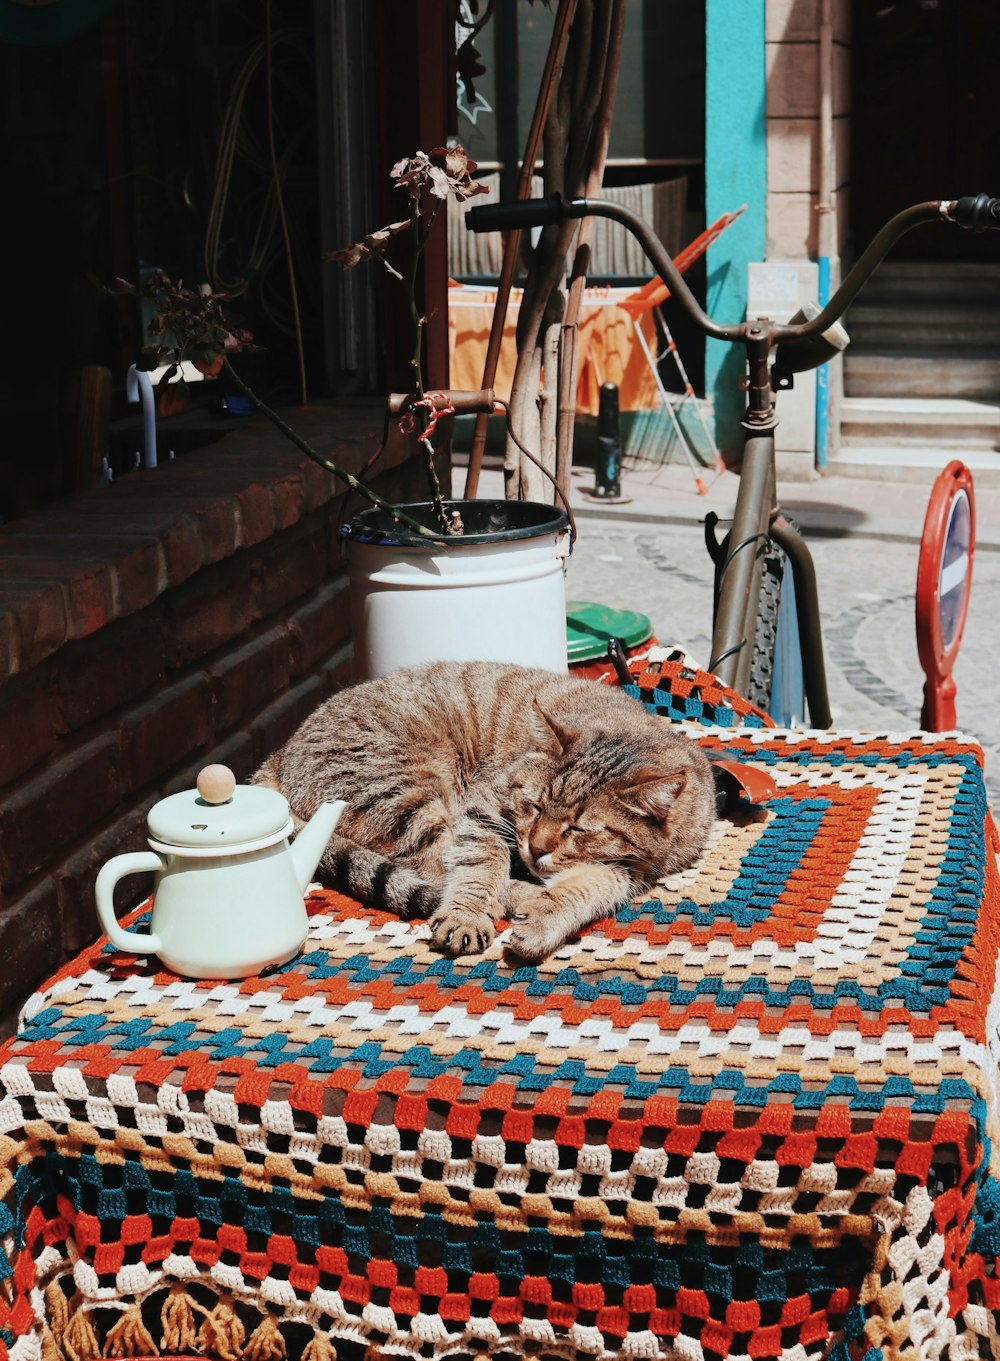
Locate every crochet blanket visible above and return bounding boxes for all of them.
[0,723,998,1361]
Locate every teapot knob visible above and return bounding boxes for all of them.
[196,764,237,805]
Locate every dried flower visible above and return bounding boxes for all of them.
[391,145,489,203]
[112,272,258,378]
[326,220,411,270]
[328,143,488,273]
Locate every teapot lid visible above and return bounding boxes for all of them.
[147,765,292,850]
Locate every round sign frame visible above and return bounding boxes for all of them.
[915,460,975,729]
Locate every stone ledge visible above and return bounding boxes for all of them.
[0,400,397,682]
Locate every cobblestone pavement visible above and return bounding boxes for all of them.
[563,511,1000,809]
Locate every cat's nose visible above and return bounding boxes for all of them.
[529,821,558,863]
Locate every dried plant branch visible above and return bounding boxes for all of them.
[504,0,626,501]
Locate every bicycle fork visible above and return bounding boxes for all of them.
[706,451,832,729]
[707,329,832,727]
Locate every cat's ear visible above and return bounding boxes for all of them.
[619,770,687,819]
[533,701,578,754]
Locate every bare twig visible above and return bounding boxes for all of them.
[463,0,579,499]
[556,0,626,497]
[221,359,439,541]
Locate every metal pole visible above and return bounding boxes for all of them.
[595,382,621,497]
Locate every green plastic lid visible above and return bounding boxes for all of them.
[565,600,653,663]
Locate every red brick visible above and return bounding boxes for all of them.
[288,577,352,674]
[234,481,276,547]
[1,530,166,623]
[55,804,153,954]
[0,611,19,683]
[321,642,353,692]
[120,673,212,793]
[0,670,58,788]
[269,473,309,531]
[165,565,255,668]
[54,614,166,734]
[103,477,241,566]
[201,448,335,512]
[6,502,206,589]
[208,624,293,733]
[250,675,325,766]
[164,496,241,566]
[0,581,69,673]
[89,516,201,589]
[0,733,122,886]
[104,540,165,614]
[0,555,116,642]
[251,526,328,619]
[119,466,276,551]
[0,877,63,1019]
[306,461,340,511]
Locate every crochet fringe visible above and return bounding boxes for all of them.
[160,1288,201,1354]
[62,1307,101,1361]
[199,1299,246,1361]
[42,1285,338,1361]
[299,1333,337,1361]
[103,1306,158,1359]
[243,1314,287,1361]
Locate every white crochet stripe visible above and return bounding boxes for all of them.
[2,1010,989,1124]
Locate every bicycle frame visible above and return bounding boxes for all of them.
[466,192,1000,726]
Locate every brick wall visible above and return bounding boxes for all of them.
[0,402,429,1033]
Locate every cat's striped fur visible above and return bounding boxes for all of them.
[252,661,715,960]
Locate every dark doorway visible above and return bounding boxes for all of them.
[851,0,1000,260]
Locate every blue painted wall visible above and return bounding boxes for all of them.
[704,0,767,463]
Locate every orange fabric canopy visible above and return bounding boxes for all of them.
[447,285,660,415]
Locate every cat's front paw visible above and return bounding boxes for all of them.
[429,903,495,956]
[506,906,564,963]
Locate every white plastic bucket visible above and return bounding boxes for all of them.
[342,500,570,680]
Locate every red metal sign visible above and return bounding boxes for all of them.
[916,461,975,731]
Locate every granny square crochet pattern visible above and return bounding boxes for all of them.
[0,723,998,1361]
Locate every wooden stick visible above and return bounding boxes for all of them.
[462,0,578,499]
[555,0,626,499]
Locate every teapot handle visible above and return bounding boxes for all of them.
[95,851,165,954]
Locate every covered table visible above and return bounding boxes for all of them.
[1,680,999,1360]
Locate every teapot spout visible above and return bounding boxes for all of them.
[289,799,346,894]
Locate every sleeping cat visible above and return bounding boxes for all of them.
[252,660,716,961]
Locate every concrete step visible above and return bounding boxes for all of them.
[827,442,1000,487]
[840,396,1000,449]
[847,319,1000,351]
[854,261,1000,297]
[843,351,1000,399]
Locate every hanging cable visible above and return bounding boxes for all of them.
[264,0,307,403]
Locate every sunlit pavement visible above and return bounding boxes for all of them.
[458,454,1000,808]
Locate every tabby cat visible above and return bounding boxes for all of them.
[253,660,716,961]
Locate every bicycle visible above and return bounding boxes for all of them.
[466,191,1000,726]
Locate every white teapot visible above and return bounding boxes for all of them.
[95,765,345,979]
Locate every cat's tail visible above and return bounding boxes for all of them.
[318,834,440,920]
[253,758,439,919]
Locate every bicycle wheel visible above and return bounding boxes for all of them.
[751,533,806,725]
[710,523,805,724]
[747,542,784,712]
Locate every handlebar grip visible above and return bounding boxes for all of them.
[465,195,567,234]
[952,193,1000,230]
[387,389,497,416]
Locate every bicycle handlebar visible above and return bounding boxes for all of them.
[952,193,1000,230]
[465,192,1000,353]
